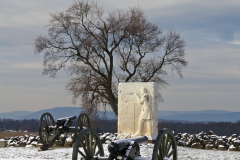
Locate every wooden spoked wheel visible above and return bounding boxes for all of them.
[38,112,55,145]
[75,113,91,137]
[152,128,177,160]
[72,128,104,160]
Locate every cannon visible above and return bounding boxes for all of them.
[38,112,90,150]
[72,128,177,160]
[107,136,148,160]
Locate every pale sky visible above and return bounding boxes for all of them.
[0,0,240,113]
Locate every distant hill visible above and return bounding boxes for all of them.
[0,107,117,120]
[0,107,239,122]
[159,112,240,122]
[0,111,33,119]
[18,107,84,120]
[157,110,232,117]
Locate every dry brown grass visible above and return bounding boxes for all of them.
[0,132,38,138]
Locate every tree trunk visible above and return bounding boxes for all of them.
[108,92,118,116]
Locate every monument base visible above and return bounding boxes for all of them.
[0,140,8,147]
[148,139,156,144]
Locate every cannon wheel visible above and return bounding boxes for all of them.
[72,128,104,160]
[75,113,91,137]
[152,128,177,160]
[38,112,55,145]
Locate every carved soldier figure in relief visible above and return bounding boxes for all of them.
[134,87,153,136]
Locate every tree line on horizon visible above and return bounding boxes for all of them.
[158,120,240,136]
[1,118,240,136]
[0,119,39,132]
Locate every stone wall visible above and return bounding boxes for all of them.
[2,131,240,152]
[176,130,240,151]
[2,134,75,148]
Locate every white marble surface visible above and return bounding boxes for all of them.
[118,82,159,140]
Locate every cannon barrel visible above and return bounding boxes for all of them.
[125,136,148,144]
[108,136,148,155]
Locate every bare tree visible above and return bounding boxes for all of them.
[34,0,187,117]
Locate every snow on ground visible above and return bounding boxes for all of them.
[177,147,240,160]
[0,144,240,160]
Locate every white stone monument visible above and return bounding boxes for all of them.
[118,82,159,141]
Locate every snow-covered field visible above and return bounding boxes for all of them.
[1,144,240,160]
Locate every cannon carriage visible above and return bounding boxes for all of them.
[38,112,90,150]
[72,127,177,160]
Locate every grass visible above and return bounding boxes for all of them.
[0,132,38,139]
